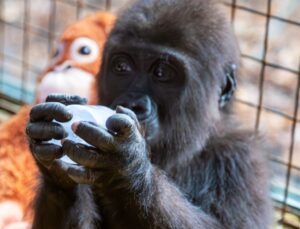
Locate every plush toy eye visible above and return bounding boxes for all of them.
[79,46,91,55]
[70,37,99,64]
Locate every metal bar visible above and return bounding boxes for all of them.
[255,0,272,130]
[270,157,300,172]
[76,0,84,19]
[48,0,57,55]
[58,0,103,11]
[105,0,112,11]
[0,102,21,114]
[230,0,237,23]
[241,54,299,75]
[223,2,300,27]
[0,52,42,74]
[277,219,300,229]
[0,0,5,93]
[235,98,300,122]
[0,92,26,107]
[274,202,300,226]
[281,59,300,223]
[20,0,31,103]
[0,18,58,39]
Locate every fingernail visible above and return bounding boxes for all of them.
[67,112,73,120]
[71,122,80,132]
[116,105,124,112]
[65,107,73,120]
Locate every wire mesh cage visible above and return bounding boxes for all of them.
[225,1,300,228]
[0,0,299,228]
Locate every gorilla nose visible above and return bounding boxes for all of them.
[119,96,152,121]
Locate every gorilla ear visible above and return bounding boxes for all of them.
[219,64,237,108]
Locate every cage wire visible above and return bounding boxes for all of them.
[0,0,299,228]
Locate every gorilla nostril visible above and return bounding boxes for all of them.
[115,96,152,120]
[131,104,152,121]
[131,104,146,115]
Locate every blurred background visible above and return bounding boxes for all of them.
[0,0,299,228]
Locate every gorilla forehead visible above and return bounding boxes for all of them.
[106,43,187,64]
[108,0,239,73]
[111,0,227,53]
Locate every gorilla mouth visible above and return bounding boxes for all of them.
[139,114,159,142]
[138,112,156,123]
[139,116,155,127]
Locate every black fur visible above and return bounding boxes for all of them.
[27,0,271,228]
[97,0,271,227]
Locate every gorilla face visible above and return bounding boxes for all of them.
[100,44,187,143]
[98,0,239,163]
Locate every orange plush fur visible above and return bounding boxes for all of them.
[0,12,115,225]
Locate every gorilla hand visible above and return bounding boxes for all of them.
[62,106,152,194]
[26,94,87,189]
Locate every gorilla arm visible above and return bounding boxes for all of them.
[60,106,220,229]
[25,96,270,229]
[60,108,267,229]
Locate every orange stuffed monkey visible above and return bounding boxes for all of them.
[0,12,115,228]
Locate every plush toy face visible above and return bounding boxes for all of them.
[37,37,98,104]
[36,12,115,104]
[0,12,115,228]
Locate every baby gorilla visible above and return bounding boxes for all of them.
[26,0,271,228]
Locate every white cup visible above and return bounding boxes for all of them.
[49,105,115,164]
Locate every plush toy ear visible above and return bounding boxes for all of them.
[219,64,237,108]
[92,12,116,35]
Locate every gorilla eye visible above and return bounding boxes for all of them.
[112,57,133,74]
[153,63,174,82]
[115,62,131,72]
[78,46,91,55]
[154,66,164,78]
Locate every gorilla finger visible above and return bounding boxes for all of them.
[46,94,87,105]
[26,122,68,141]
[30,102,72,122]
[49,160,78,187]
[62,140,104,168]
[106,113,138,137]
[51,159,72,172]
[31,143,62,165]
[67,165,102,185]
[116,106,140,128]
[72,122,114,151]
